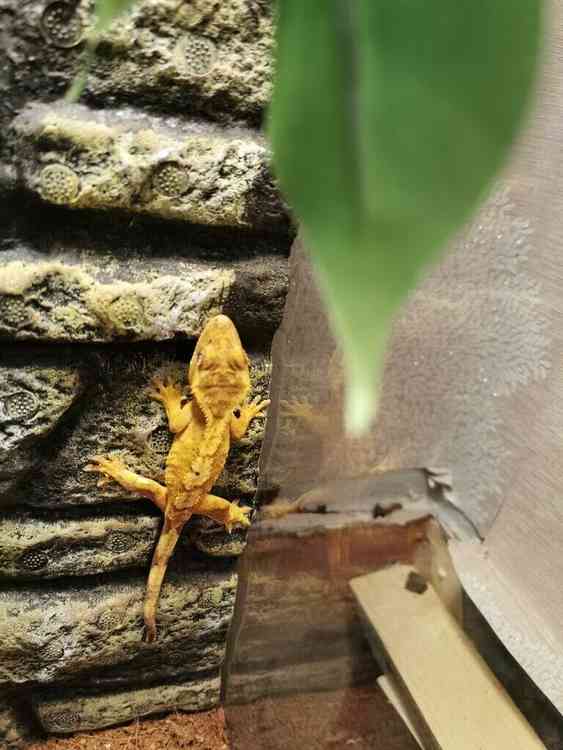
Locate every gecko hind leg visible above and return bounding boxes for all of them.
[143,517,185,643]
[84,456,167,512]
[194,494,252,533]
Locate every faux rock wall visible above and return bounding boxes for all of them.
[0,0,288,745]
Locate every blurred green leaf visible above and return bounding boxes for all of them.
[64,51,92,103]
[269,0,542,432]
[94,0,138,33]
[65,0,137,102]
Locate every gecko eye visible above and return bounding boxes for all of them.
[233,409,241,418]
[197,352,213,370]
[228,351,247,371]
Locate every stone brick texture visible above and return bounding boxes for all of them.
[0,0,288,743]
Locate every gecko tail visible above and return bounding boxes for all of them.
[143,518,185,642]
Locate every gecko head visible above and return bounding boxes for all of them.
[189,315,251,418]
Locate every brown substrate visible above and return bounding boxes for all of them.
[28,708,229,750]
[28,686,419,750]
[225,685,419,750]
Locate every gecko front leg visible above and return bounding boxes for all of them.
[148,376,191,434]
[230,397,270,441]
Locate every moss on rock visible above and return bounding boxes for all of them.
[11,103,287,230]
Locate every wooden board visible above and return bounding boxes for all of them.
[351,565,546,750]
[378,675,424,749]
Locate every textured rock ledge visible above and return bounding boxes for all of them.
[0,559,236,686]
[0,697,32,749]
[0,511,159,579]
[0,0,274,143]
[0,349,270,509]
[11,102,287,230]
[0,205,289,343]
[86,0,274,122]
[0,511,246,580]
[34,673,221,734]
[0,347,87,497]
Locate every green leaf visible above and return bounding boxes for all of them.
[93,0,138,34]
[269,0,542,433]
[64,47,93,103]
[65,0,138,102]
